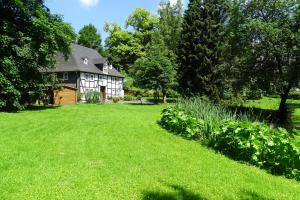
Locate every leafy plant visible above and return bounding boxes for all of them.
[112,97,120,103]
[85,91,101,104]
[215,120,300,180]
[160,107,204,139]
[124,95,135,101]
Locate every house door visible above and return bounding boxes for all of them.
[100,86,106,100]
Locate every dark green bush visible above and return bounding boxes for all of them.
[160,107,204,139]
[124,95,135,101]
[289,90,300,100]
[160,105,300,181]
[112,97,120,103]
[215,120,300,180]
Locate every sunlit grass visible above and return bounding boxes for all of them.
[0,104,299,199]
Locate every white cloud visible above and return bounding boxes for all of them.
[80,0,99,7]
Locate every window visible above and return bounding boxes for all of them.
[85,73,89,80]
[91,74,94,81]
[83,58,88,65]
[63,72,68,80]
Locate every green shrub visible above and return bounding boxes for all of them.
[85,91,101,104]
[160,99,300,181]
[160,107,205,139]
[215,120,300,180]
[124,95,135,101]
[289,90,300,100]
[112,97,120,103]
[176,97,256,142]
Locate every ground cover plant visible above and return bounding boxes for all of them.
[1,104,300,199]
[160,97,300,181]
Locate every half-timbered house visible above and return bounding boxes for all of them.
[51,44,124,104]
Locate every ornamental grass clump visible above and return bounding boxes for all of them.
[175,97,256,143]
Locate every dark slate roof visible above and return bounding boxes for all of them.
[52,44,124,78]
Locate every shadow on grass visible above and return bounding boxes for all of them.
[238,190,272,200]
[142,184,206,200]
[25,105,61,111]
[226,105,296,130]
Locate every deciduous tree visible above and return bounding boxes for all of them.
[78,24,103,54]
[0,0,76,111]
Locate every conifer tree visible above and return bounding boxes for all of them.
[177,0,227,101]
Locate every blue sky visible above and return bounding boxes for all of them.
[45,0,184,42]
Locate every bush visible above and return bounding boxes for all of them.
[112,97,120,103]
[289,90,300,100]
[85,91,101,104]
[160,99,300,181]
[215,120,300,180]
[160,107,204,139]
[176,97,255,142]
[124,95,135,101]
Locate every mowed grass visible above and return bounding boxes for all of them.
[0,104,300,200]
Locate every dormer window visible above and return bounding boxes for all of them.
[83,58,88,65]
[103,63,108,74]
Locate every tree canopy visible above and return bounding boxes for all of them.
[0,0,76,111]
[78,24,103,54]
[178,0,228,101]
[132,32,177,103]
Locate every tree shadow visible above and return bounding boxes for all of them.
[287,102,300,129]
[142,184,207,200]
[25,105,61,111]
[238,190,273,200]
[226,105,278,122]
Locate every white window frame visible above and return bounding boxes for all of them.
[85,73,89,80]
[90,74,94,81]
[83,58,88,65]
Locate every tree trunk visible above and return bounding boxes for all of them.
[277,82,293,124]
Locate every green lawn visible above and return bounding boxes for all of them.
[0,104,300,200]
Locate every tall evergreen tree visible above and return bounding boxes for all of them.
[177,0,227,101]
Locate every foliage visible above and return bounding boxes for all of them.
[177,0,228,101]
[160,98,300,181]
[104,22,144,72]
[78,24,103,54]
[215,120,300,181]
[158,0,183,54]
[289,90,300,100]
[0,0,76,111]
[123,95,135,101]
[160,106,204,139]
[84,91,101,104]
[126,7,159,47]
[176,97,257,141]
[225,0,300,121]
[112,97,120,103]
[132,32,177,103]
